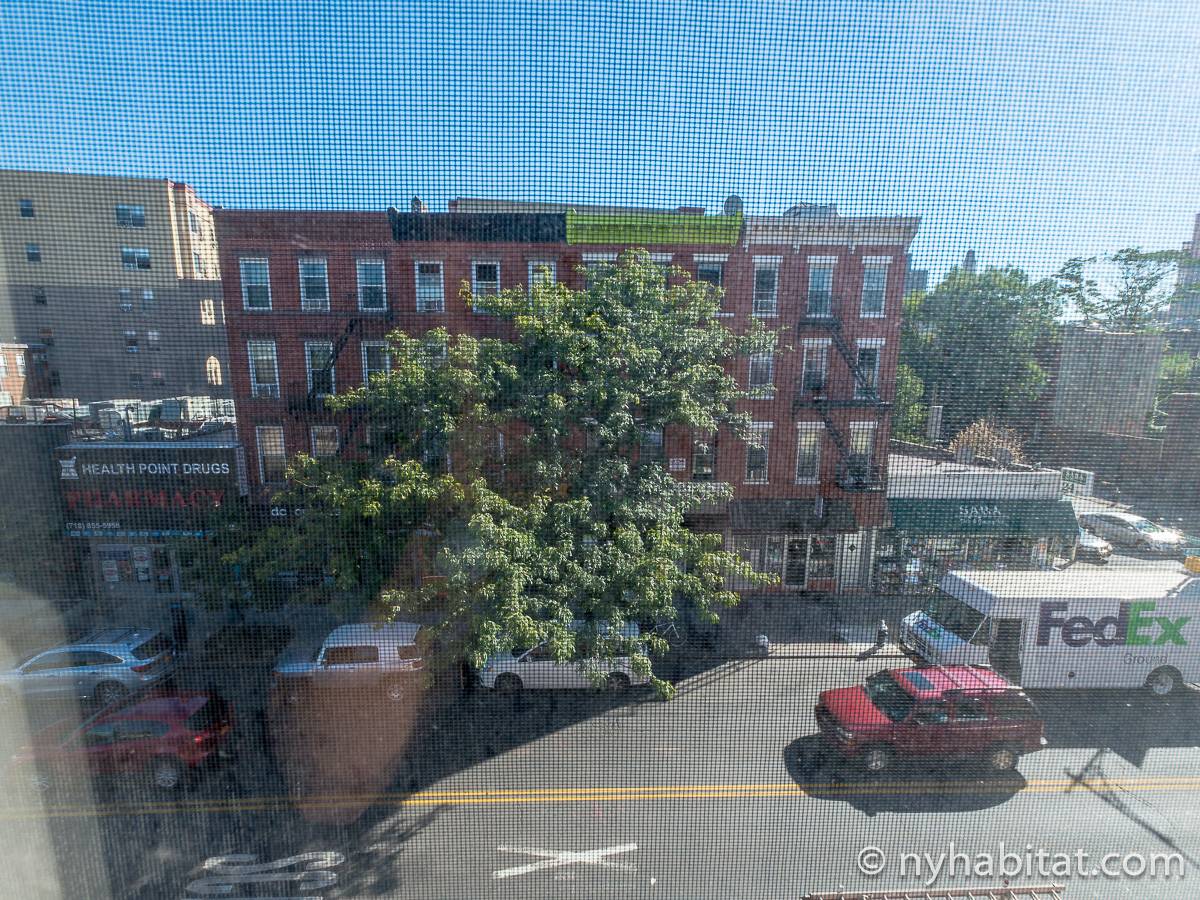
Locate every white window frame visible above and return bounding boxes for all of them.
[256,425,287,484]
[240,258,271,310]
[15,353,25,377]
[860,260,889,318]
[205,355,222,386]
[752,257,780,317]
[188,210,200,234]
[528,260,557,289]
[310,425,340,458]
[25,243,41,263]
[200,298,216,325]
[147,329,161,350]
[802,339,830,394]
[794,423,824,484]
[357,258,387,312]
[115,204,145,228]
[849,422,878,466]
[0,353,7,377]
[807,258,836,318]
[748,351,775,398]
[471,260,501,312]
[299,257,330,311]
[305,340,335,396]
[744,422,773,485]
[855,338,885,399]
[247,339,279,398]
[118,288,133,313]
[415,260,444,312]
[361,340,391,384]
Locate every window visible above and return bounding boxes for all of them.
[744,424,771,483]
[200,298,217,325]
[25,243,40,263]
[128,371,142,386]
[115,204,146,228]
[256,425,287,483]
[795,424,823,483]
[849,422,877,469]
[752,259,779,316]
[23,651,76,673]
[640,427,665,465]
[696,261,724,289]
[421,430,450,473]
[140,289,155,312]
[956,698,990,722]
[192,252,204,277]
[311,425,340,457]
[188,210,200,233]
[854,345,881,398]
[240,258,271,310]
[0,354,7,377]
[247,340,279,398]
[205,356,222,386]
[19,198,34,218]
[147,329,161,351]
[471,261,500,312]
[121,247,151,269]
[305,341,335,395]
[14,354,24,377]
[692,434,716,481]
[118,288,134,313]
[362,341,391,383]
[357,258,386,311]
[151,370,166,386]
[415,261,443,312]
[748,352,775,397]
[422,336,448,367]
[124,330,139,353]
[861,261,888,317]
[299,258,329,311]
[807,262,834,317]
[32,287,46,305]
[323,645,380,665]
[528,260,556,289]
[802,342,829,393]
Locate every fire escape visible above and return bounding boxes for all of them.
[792,307,888,492]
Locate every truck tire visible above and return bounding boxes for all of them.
[1146,667,1183,698]
[861,745,892,774]
[985,744,1019,773]
[494,673,523,694]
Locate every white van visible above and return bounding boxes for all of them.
[898,568,1200,696]
[478,621,647,693]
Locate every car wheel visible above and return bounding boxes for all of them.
[494,673,523,694]
[150,758,184,791]
[384,680,407,702]
[606,672,631,692]
[95,682,127,707]
[861,745,892,774]
[1146,667,1183,698]
[986,745,1019,772]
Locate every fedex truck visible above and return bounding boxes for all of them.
[898,568,1200,695]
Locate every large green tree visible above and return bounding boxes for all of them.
[900,267,1062,439]
[229,251,772,694]
[1054,249,1186,329]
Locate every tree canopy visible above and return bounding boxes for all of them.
[217,251,775,695]
[1053,248,1185,329]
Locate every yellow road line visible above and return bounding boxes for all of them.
[4,775,1200,821]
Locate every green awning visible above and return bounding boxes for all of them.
[888,498,1079,540]
[565,210,742,245]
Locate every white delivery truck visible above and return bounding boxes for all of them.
[898,568,1200,696]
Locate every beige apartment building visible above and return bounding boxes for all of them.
[0,169,231,403]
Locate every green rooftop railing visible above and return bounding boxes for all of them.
[565,210,742,245]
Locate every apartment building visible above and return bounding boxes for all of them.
[216,199,918,593]
[0,341,43,407]
[0,169,231,403]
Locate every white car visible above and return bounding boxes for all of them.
[478,622,648,693]
[1079,511,1184,555]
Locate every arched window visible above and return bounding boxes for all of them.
[205,356,223,386]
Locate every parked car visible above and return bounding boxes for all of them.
[478,621,648,692]
[0,628,177,708]
[1078,511,1184,555]
[272,622,435,703]
[10,690,233,793]
[1074,527,1113,563]
[814,664,1046,774]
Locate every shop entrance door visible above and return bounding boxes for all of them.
[784,537,808,588]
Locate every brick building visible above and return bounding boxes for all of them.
[215,199,918,594]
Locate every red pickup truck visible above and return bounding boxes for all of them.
[815,664,1046,774]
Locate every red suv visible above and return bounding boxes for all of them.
[815,665,1045,774]
[11,691,233,793]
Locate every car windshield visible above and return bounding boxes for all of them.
[1134,520,1165,534]
[863,672,917,723]
[923,590,988,643]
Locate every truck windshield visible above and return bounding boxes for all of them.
[924,590,987,643]
[864,671,916,723]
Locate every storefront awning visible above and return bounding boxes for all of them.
[888,498,1078,540]
[728,499,857,533]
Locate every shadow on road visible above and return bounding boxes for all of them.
[1032,688,1200,766]
[783,735,1026,816]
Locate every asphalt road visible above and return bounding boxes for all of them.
[3,553,1198,900]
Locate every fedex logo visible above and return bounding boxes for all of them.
[1036,601,1190,648]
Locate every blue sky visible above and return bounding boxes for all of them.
[1,0,1197,280]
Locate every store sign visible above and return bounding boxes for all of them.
[957,504,1004,527]
[57,444,244,538]
[1061,467,1095,497]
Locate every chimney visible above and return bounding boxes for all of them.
[411,196,427,214]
